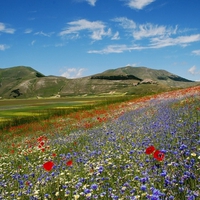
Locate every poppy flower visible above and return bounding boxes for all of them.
[43,161,54,171]
[66,160,73,166]
[153,150,164,161]
[145,145,156,154]
[52,153,56,157]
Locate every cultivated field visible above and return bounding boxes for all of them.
[0,86,199,199]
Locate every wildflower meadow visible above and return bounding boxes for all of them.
[0,86,199,200]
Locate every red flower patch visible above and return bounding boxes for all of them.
[145,145,156,154]
[153,150,165,161]
[52,153,56,157]
[43,161,54,171]
[66,160,73,166]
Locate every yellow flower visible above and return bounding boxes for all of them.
[191,153,196,157]
[74,194,80,200]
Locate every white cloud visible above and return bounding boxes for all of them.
[88,44,143,54]
[75,0,97,6]
[88,33,200,54]
[126,63,137,67]
[34,31,54,37]
[112,17,136,29]
[31,40,36,45]
[125,0,155,10]
[113,17,178,40]
[60,68,86,78]
[24,29,33,34]
[59,19,111,40]
[111,31,120,40]
[188,65,200,75]
[133,23,177,40]
[150,34,200,48]
[86,0,97,6]
[0,22,15,34]
[0,44,10,51]
[192,49,200,56]
[55,43,65,47]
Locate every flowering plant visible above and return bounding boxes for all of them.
[145,145,164,161]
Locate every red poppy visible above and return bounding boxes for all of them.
[153,150,164,161]
[26,181,30,186]
[52,153,56,157]
[145,145,156,154]
[66,160,73,166]
[37,136,47,143]
[43,161,54,171]
[40,141,45,146]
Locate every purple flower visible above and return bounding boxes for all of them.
[141,185,147,191]
[90,183,98,190]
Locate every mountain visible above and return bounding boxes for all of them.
[91,66,193,83]
[0,66,198,99]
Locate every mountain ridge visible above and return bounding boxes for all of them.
[0,66,198,99]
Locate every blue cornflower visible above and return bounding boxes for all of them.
[84,188,91,194]
[187,195,196,200]
[98,166,104,173]
[129,150,134,154]
[141,184,147,191]
[168,195,174,200]
[160,170,167,177]
[90,183,98,190]
[134,176,139,180]
[150,195,160,200]
[44,194,49,198]
[180,144,187,150]
[75,182,82,189]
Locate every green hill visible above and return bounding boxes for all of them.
[0,66,198,99]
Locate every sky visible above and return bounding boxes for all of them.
[0,0,200,81]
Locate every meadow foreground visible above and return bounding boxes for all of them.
[0,86,199,200]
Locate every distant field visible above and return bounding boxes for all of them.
[0,95,133,127]
[0,97,95,121]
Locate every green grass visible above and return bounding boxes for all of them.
[0,95,135,131]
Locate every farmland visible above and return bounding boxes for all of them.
[0,86,199,199]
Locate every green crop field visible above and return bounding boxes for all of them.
[0,95,134,130]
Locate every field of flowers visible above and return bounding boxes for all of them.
[0,86,199,200]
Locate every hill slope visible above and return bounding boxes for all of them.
[91,66,193,83]
[0,66,198,98]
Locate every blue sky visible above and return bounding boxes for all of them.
[0,0,200,81]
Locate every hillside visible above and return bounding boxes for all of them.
[0,66,198,99]
[91,66,193,83]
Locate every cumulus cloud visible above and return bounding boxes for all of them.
[59,19,111,40]
[60,68,87,78]
[125,0,156,10]
[76,0,97,6]
[188,65,200,75]
[0,22,15,34]
[126,63,137,67]
[86,0,97,6]
[192,49,200,56]
[0,44,10,51]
